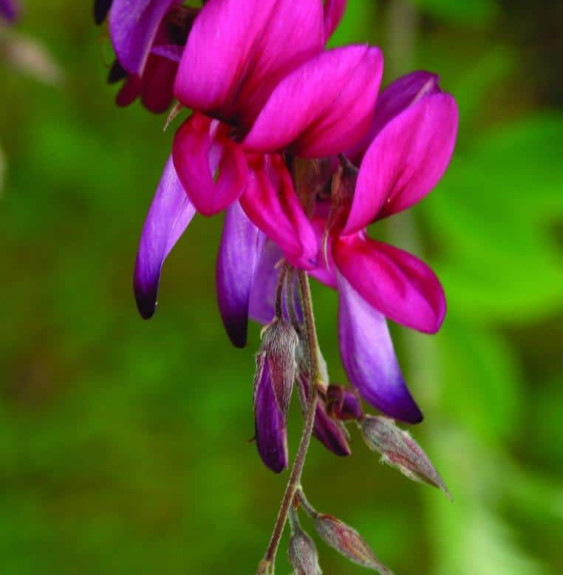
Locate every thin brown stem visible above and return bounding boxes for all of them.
[256,271,321,574]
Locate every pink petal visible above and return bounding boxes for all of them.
[134,156,196,319]
[240,154,317,270]
[172,113,248,217]
[346,71,442,163]
[333,234,446,333]
[244,45,384,158]
[174,0,324,131]
[342,93,458,235]
[323,0,347,40]
[217,202,265,348]
[337,272,423,423]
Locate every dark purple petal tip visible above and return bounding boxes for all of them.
[217,203,265,348]
[337,273,423,424]
[134,157,195,320]
[94,0,113,24]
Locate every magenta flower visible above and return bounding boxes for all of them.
[134,0,383,337]
[0,0,19,21]
[97,0,198,112]
[311,71,458,422]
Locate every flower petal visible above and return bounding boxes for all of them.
[323,0,347,40]
[248,241,303,326]
[346,71,442,163]
[172,113,248,216]
[334,234,446,333]
[296,376,351,456]
[342,92,458,235]
[254,357,288,473]
[337,273,423,423]
[134,156,196,319]
[240,154,317,269]
[216,202,265,348]
[244,46,383,158]
[109,0,176,75]
[140,56,178,113]
[174,0,324,130]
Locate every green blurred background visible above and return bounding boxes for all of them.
[1,0,562,573]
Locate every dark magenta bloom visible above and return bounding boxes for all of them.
[134,0,383,326]
[306,71,458,422]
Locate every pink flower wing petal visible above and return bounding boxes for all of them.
[334,234,446,333]
[346,70,441,163]
[174,0,324,130]
[343,93,458,235]
[244,46,383,158]
[172,113,248,216]
[240,155,317,270]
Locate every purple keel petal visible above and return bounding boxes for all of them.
[172,113,248,216]
[248,241,303,326]
[254,357,288,473]
[240,154,317,269]
[109,0,176,75]
[334,234,446,334]
[216,202,265,348]
[244,46,383,158]
[337,272,423,424]
[342,92,458,235]
[134,156,195,319]
[174,0,324,131]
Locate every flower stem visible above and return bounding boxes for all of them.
[257,270,321,574]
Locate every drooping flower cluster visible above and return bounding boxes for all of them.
[97,1,458,572]
[98,0,457,465]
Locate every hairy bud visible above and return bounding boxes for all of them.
[314,514,392,574]
[361,415,451,499]
[326,384,363,420]
[253,319,299,473]
[289,527,322,575]
[260,318,299,415]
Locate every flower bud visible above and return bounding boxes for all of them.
[260,318,299,416]
[361,415,451,499]
[288,527,322,575]
[296,374,351,457]
[326,384,363,420]
[314,514,392,574]
[253,319,299,473]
